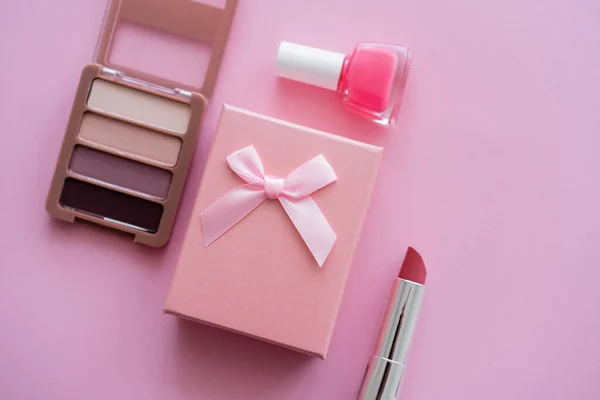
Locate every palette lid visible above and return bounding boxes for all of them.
[94,0,237,97]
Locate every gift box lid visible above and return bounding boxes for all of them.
[164,105,382,359]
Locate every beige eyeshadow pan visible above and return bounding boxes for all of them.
[88,79,191,134]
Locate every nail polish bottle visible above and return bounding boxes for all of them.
[276,41,412,126]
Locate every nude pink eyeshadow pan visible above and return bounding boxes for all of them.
[77,113,182,167]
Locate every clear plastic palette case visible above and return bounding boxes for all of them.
[46,0,237,247]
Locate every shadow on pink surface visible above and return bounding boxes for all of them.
[173,319,316,399]
[45,217,171,269]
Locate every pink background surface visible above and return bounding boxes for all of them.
[1,0,599,399]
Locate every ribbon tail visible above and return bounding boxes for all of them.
[279,197,336,267]
[201,184,266,246]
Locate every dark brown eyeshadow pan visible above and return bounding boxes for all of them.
[60,178,164,233]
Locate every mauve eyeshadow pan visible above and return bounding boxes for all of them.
[60,178,163,233]
[69,146,172,199]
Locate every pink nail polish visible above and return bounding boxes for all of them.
[277,41,412,126]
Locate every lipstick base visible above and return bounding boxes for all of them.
[357,355,405,400]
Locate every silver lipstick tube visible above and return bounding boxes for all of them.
[357,278,425,400]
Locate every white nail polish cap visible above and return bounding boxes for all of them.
[276,41,345,91]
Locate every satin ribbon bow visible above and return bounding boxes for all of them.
[200,145,337,267]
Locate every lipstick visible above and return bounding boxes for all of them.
[357,247,427,400]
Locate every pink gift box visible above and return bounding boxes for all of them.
[164,105,382,359]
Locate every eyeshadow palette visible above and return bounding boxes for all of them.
[46,0,238,246]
